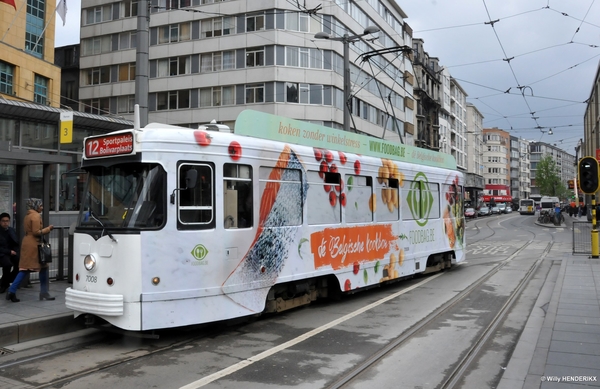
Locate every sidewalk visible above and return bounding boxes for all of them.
[0,280,84,348]
[498,246,600,388]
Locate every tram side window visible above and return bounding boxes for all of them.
[259,166,302,226]
[345,174,373,223]
[376,177,399,222]
[223,163,253,229]
[306,170,341,225]
[401,180,441,221]
[178,163,214,228]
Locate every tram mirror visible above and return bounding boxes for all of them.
[186,169,198,189]
[170,168,198,204]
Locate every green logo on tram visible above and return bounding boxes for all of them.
[407,172,434,227]
[191,244,209,260]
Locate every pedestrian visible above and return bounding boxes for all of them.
[0,212,19,293]
[6,198,55,303]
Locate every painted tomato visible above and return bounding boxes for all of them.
[340,192,347,207]
[314,148,323,161]
[329,190,337,206]
[354,160,361,174]
[325,150,334,163]
[228,141,242,160]
[344,279,352,291]
[194,131,211,146]
[319,160,329,179]
[338,151,347,164]
[329,163,338,173]
[353,261,359,274]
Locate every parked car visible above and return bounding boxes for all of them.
[464,208,476,219]
[505,206,513,214]
[478,206,491,216]
[491,206,500,214]
[497,203,507,213]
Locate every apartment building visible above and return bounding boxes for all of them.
[482,128,511,204]
[0,0,61,107]
[509,136,531,204]
[79,0,416,144]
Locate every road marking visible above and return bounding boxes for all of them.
[179,274,444,389]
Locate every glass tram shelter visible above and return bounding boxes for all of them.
[0,98,132,234]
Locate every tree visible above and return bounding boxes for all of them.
[535,154,570,200]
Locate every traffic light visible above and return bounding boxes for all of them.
[578,157,599,194]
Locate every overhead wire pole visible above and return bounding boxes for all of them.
[314,26,380,133]
[135,0,150,128]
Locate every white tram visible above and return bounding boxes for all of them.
[65,110,465,331]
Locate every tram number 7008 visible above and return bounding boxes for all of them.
[86,275,98,283]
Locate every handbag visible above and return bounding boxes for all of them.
[38,237,52,265]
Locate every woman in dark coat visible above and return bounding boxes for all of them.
[6,198,54,302]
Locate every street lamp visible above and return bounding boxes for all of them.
[315,26,380,133]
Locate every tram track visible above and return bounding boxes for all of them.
[0,220,557,389]
[326,238,553,389]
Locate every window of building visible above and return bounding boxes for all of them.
[85,4,112,25]
[286,83,298,103]
[223,164,253,229]
[246,47,264,67]
[285,10,308,32]
[122,0,138,17]
[157,56,190,76]
[199,86,234,107]
[118,63,136,81]
[201,53,226,73]
[65,80,75,102]
[245,84,264,103]
[166,0,191,9]
[82,98,110,114]
[246,12,265,32]
[201,17,233,38]
[158,23,191,43]
[286,47,298,67]
[33,74,48,105]
[119,32,137,50]
[83,66,111,86]
[81,36,112,56]
[25,0,45,58]
[0,61,14,95]
[117,95,135,113]
[156,90,190,110]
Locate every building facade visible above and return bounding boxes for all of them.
[509,136,531,207]
[482,128,511,204]
[465,103,484,207]
[411,37,441,149]
[79,0,417,144]
[0,0,62,107]
[529,141,576,198]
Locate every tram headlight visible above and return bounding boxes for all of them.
[84,255,96,271]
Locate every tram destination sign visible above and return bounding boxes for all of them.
[84,132,134,159]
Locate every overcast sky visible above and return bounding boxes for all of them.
[55,1,598,154]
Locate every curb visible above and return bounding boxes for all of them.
[0,313,85,349]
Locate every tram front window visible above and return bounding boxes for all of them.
[79,163,166,229]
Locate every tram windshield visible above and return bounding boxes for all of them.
[78,163,166,229]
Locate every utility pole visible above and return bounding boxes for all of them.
[135,0,150,128]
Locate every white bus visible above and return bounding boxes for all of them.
[519,199,535,215]
[65,110,465,331]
